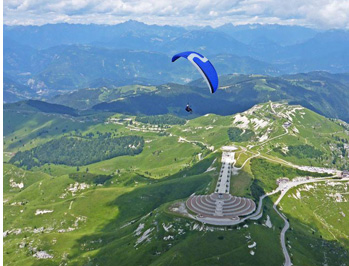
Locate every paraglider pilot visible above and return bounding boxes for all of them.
[185,104,193,113]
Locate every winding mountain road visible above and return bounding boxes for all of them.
[274,190,292,266]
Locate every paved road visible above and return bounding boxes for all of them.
[274,192,292,266]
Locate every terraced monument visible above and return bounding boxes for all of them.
[187,146,256,225]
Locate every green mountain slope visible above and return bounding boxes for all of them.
[3,102,349,265]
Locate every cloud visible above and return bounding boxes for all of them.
[4,0,349,29]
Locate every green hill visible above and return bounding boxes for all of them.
[3,102,349,265]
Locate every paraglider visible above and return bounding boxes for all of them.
[172,51,219,113]
[172,51,219,94]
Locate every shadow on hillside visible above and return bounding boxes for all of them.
[66,157,215,263]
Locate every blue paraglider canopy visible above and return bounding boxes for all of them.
[172,51,218,93]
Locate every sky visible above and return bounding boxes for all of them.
[3,0,349,29]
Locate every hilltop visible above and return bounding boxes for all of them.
[3,101,349,265]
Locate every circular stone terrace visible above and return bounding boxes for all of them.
[186,145,256,225]
[186,193,256,224]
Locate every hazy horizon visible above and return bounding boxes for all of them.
[2,19,331,31]
[4,0,349,29]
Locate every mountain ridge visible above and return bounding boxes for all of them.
[45,71,349,122]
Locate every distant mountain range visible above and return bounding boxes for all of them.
[4,21,349,101]
[4,21,318,49]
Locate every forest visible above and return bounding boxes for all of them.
[10,134,144,168]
